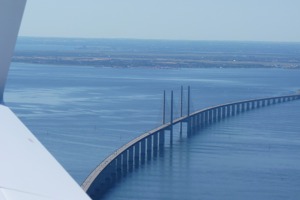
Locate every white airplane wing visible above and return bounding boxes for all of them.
[0,105,91,200]
[0,1,91,199]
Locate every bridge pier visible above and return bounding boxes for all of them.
[116,155,122,179]
[206,110,210,124]
[262,100,266,107]
[187,119,192,137]
[147,136,152,160]
[242,103,246,112]
[237,104,241,114]
[134,143,140,167]
[246,102,250,111]
[213,108,217,122]
[226,105,229,116]
[201,111,205,126]
[190,116,195,134]
[109,160,117,184]
[207,109,211,124]
[271,98,275,104]
[278,97,282,103]
[194,115,198,131]
[128,147,134,172]
[231,104,236,115]
[122,150,128,175]
[141,139,146,164]
[195,114,200,131]
[250,101,255,109]
[159,131,165,149]
[211,109,215,123]
[221,106,225,118]
[153,132,158,157]
[192,115,198,134]
[219,107,222,119]
[202,110,206,125]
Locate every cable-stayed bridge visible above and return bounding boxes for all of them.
[81,87,300,199]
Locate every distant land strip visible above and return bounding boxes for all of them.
[13,38,300,69]
[12,54,300,69]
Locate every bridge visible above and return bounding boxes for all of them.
[81,89,300,199]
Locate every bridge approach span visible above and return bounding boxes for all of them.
[82,94,300,199]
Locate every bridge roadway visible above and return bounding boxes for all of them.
[81,94,300,199]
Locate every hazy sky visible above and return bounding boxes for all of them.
[19,0,300,42]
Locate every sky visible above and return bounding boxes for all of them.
[19,0,300,42]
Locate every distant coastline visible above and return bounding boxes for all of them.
[13,37,300,69]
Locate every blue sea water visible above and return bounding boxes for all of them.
[6,40,300,199]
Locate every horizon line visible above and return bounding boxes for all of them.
[17,35,300,44]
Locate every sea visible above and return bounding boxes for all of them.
[5,38,300,199]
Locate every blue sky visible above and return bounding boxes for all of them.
[19,0,300,42]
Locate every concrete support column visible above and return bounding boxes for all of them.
[203,111,207,124]
[241,103,245,112]
[109,160,117,183]
[207,110,211,124]
[198,114,202,129]
[217,107,222,120]
[159,131,165,149]
[227,106,231,117]
[128,147,134,172]
[210,109,214,122]
[232,104,236,115]
[195,115,199,130]
[187,118,192,137]
[122,151,128,174]
[237,103,242,114]
[195,115,200,131]
[246,102,250,111]
[205,111,209,124]
[134,143,140,167]
[102,168,112,189]
[193,115,198,131]
[153,133,158,157]
[206,110,210,123]
[147,136,152,160]
[200,112,205,125]
[251,101,255,109]
[141,139,146,164]
[271,98,275,104]
[190,116,195,133]
[229,105,232,116]
[221,106,226,118]
[116,155,122,178]
[207,110,210,123]
[213,108,217,122]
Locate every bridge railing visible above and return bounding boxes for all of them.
[82,93,300,199]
